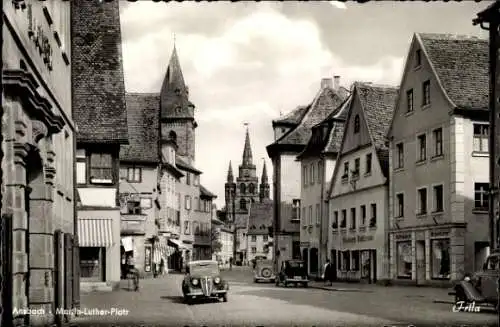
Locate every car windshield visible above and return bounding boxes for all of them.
[486,256,499,270]
[189,262,219,276]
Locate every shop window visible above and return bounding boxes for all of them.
[431,239,450,279]
[80,247,104,281]
[351,250,360,271]
[397,241,412,278]
[341,251,350,271]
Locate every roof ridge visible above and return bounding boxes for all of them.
[417,32,487,41]
[126,92,160,96]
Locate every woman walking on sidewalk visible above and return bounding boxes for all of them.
[323,259,333,286]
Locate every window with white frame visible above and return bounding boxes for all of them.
[350,208,356,230]
[308,205,313,225]
[353,158,360,178]
[76,149,86,184]
[342,162,349,180]
[433,128,443,157]
[316,204,320,224]
[417,134,426,162]
[303,166,308,186]
[433,185,444,213]
[370,204,377,227]
[310,163,315,185]
[474,183,489,211]
[332,211,338,229]
[185,195,191,210]
[365,153,372,175]
[184,221,190,234]
[90,153,113,183]
[302,207,306,226]
[396,193,404,218]
[341,251,350,271]
[251,247,257,254]
[406,89,414,112]
[360,205,366,225]
[473,124,489,153]
[340,209,347,228]
[251,235,256,242]
[422,80,430,106]
[127,166,141,183]
[417,188,427,215]
[317,161,322,183]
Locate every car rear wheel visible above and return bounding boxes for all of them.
[260,268,273,278]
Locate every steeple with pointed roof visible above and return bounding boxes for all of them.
[242,126,253,167]
[159,44,195,120]
[227,161,234,183]
[259,161,270,201]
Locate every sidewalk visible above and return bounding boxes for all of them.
[308,281,454,303]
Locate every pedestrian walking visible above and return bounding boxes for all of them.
[126,254,140,291]
[323,259,333,286]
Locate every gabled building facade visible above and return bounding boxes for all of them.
[211,216,234,269]
[267,76,349,270]
[296,76,350,278]
[119,93,162,278]
[387,33,489,286]
[328,83,398,284]
[2,1,78,325]
[193,185,217,261]
[247,199,274,262]
[72,0,128,291]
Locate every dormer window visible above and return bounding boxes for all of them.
[354,115,360,134]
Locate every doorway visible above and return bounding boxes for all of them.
[474,242,489,272]
[415,241,426,285]
[310,248,318,276]
[330,249,338,281]
[302,248,309,274]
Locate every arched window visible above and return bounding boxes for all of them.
[240,198,247,210]
[240,183,246,194]
[169,131,177,142]
[249,183,255,194]
[354,115,360,134]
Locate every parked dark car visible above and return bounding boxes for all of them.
[275,259,309,287]
[450,250,499,311]
[182,260,229,304]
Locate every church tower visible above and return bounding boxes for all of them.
[159,44,197,164]
[224,161,236,222]
[259,161,270,201]
[235,127,259,211]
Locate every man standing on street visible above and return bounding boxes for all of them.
[323,259,333,286]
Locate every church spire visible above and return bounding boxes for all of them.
[159,41,194,120]
[227,161,234,183]
[261,160,268,183]
[242,124,253,166]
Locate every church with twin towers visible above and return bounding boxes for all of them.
[224,126,270,224]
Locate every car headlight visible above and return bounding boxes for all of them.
[214,277,221,284]
[464,276,471,281]
[191,278,199,286]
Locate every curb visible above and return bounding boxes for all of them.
[309,285,373,293]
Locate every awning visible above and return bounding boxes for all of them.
[78,219,114,247]
[168,238,186,249]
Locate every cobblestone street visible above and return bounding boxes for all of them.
[71,267,498,327]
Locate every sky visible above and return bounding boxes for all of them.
[119,0,489,209]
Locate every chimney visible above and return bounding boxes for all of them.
[321,78,333,89]
[334,75,340,90]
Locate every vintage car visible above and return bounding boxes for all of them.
[275,259,309,287]
[449,249,500,311]
[182,260,229,303]
[253,259,275,283]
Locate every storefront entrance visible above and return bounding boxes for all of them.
[360,249,377,284]
[80,247,105,282]
[416,241,426,285]
[310,248,319,276]
[330,249,338,281]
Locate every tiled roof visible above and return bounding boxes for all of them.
[356,83,398,150]
[418,33,488,111]
[71,0,128,144]
[272,106,308,126]
[200,185,217,199]
[356,82,398,176]
[323,122,345,154]
[247,199,273,235]
[273,86,350,147]
[175,156,202,174]
[120,93,160,163]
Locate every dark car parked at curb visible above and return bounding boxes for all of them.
[449,249,500,311]
[275,259,309,287]
[182,260,229,304]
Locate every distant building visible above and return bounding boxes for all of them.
[266,76,349,269]
[193,186,217,261]
[119,93,162,278]
[3,1,77,325]
[247,199,274,262]
[387,33,489,285]
[72,0,127,291]
[224,128,270,265]
[296,77,350,278]
[212,217,234,269]
[328,82,398,284]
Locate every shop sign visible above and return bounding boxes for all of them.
[300,242,310,247]
[395,233,411,240]
[431,229,450,238]
[342,235,374,243]
[27,4,53,71]
[144,247,152,272]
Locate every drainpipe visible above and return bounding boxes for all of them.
[319,157,325,276]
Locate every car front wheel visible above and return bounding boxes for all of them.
[222,293,228,302]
